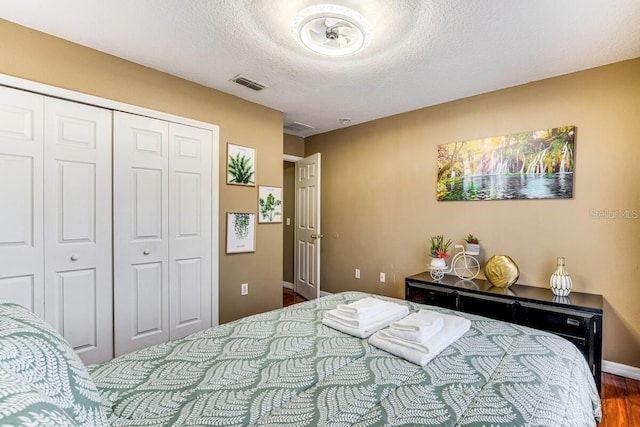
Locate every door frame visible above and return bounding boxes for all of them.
[293,153,322,300]
[282,154,303,295]
[0,73,220,326]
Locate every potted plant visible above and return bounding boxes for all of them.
[429,235,452,268]
[465,234,480,255]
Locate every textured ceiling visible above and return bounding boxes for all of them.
[2,0,640,137]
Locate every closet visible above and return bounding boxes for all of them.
[0,83,216,364]
[0,86,113,365]
[113,112,212,356]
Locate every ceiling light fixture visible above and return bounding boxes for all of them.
[292,4,371,56]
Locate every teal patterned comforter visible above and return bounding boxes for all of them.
[88,292,601,426]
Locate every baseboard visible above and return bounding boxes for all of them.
[282,281,294,290]
[602,360,640,380]
[282,282,332,298]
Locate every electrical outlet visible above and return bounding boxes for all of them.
[355,268,360,279]
[241,283,248,295]
[379,272,385,283]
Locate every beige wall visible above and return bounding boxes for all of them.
[284,133,305,157]
[306,58,640,368]
[0,19,284,323]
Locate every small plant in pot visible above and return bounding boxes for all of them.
[429,235,452,269]
[465,234,480,255]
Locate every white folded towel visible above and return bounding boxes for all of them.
[322,298,409,338]
[369,311,471,366]
[336,297,386,319]
[388,311,444,343]
[328,297,404,327]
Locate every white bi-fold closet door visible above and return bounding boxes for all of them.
[0,85,113,365]
[113,111,212,356]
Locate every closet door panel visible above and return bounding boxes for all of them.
[0,86,44,315]
[169,123,212,340]
[55,269,97,350]
[132,262,164,335]
[114,111,169,356]
[0,276,36,312]
[43,97,112,364]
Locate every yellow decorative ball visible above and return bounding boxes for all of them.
[484,255,520,288]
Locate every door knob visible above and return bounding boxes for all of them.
[70,254,79,261]
[311,234,324,239]
[143,248,151,255]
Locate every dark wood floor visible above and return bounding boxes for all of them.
[600,372,640,426]
[282,288,640,425]
[283,287,307,306]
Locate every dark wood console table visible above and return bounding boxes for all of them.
[405,272,603,392]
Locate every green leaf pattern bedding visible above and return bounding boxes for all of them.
[88,292,601,426]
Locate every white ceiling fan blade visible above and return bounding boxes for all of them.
[308,29,328,44]
[309,19,327,35]
[329,19,353,29]
[324,17,340,28]
[338,27,358,37]
[324,38,341,48]
[337,37,351,48]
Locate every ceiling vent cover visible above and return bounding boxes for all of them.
[284,121,315,132]
[230,74,266,91]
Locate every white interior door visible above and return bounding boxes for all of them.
[114,111,169,356]
[168,123,212,340]
[43,97,113,364]
[0,86,44,315]
[294,153,321,300]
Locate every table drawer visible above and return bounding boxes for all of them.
[406,282,457,309]
[457,293,518,322]
[520,303,594,337]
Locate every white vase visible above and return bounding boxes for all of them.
[430,257,446,269]
[550,257,572,296]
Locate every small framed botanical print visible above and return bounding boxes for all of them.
[227,143,256,186]
[226,212,256,253]
[258,186,282,223]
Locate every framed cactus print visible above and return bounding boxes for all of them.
[226,212,256,253]
[437,125,575,201]
[227,143,256,186]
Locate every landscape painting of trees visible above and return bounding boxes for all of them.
[437,126,575,201]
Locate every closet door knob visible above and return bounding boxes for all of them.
[70,254,79,261]
[143,248,151,255]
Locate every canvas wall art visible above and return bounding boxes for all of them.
[227,143,256,186]
[437,126,575,201]
[226,212,256,253]
[258,186,282,223]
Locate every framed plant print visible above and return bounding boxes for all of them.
[226,212,256,253]
[258,186,282,223]
[437,125,576,201]
[227,143,256,186]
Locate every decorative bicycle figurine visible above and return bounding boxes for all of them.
[429,244,480,280]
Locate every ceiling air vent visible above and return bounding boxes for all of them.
[230,74,266,91]
[284,121,315,132]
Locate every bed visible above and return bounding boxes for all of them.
[0,291,601,426]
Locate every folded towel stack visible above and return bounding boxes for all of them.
[369,310,471,366]
[322,297,409,338]
[388,312,444,342]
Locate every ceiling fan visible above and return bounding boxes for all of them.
[293,5,371,56]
